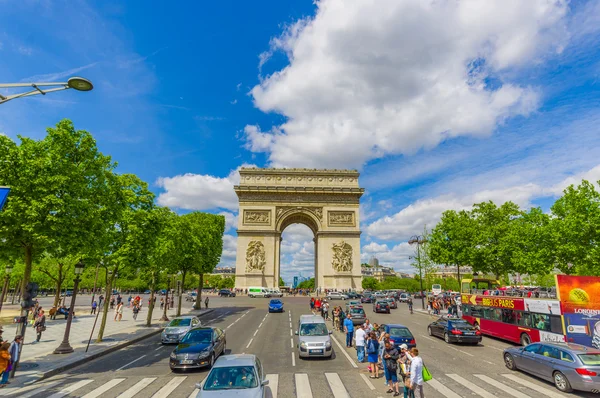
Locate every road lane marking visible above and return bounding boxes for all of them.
[487,346,505,352]
[360,373,376,390]
[154,346,163,351]
[325,373,350,398]
[289,322,292,328]
[254,330,259,337]
[46,380,94,398]
[5,380,62,397]
[116,354,147,371]
[259,322,264,328]
[427,379,462,398]
[82,379,126,398]
[474,374,531,398]
[501,374,564,398]
[290,329,293,336]
[226,323,235,329]
[151,376,186,398]
[187,389,200,398]
[291,338,294,348]
[246,338,253,348]
[291,352,296,366]
[117,378,156,398]
[330,334,358,368]
[448,374,495,397]
[265,374,279,398]
[295,374,313,398]
[484,360,494,365]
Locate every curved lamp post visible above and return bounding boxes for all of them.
[408,234,428,310]
[0,76,93,104]
[0,264,13,314]
[54,261,84,354]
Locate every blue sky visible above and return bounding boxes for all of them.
[2,0,600,284]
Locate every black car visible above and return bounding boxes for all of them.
[361,295,374,303]
[373,300,390,313]
[427,316,481,345]
[169,326,226,371]
[218,289,236,297]
[345,292,362,299]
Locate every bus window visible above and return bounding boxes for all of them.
[483,308,502,321]
[501,309,516,325]
[533,314,550,331]
[517,312,532,327]
[550,316,563,334]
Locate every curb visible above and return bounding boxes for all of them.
[32,308,215,383]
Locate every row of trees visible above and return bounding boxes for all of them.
[428,179,600,280]
[0,120,225,341]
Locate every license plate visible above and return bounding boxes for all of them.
[168,335,178,339]
[310,349,323,354]
[464,332,474,335]
[180,360,194,364]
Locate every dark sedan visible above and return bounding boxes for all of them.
[169,326,226,371]
[373,300,390,313]
[218,289,236,297]
[427,316,481,344]
[361,295,374,303]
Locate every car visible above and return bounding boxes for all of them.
[503,342,600,394]
[161,316,201,344]
[345,292,362,299]
[268,299,284,313]
[373,300,390,313]
[345,300,361,310]
[218,289,236,297]
[383,324,417,350]
[194,354,268,397]
[361,295,374,303]
[348,306,366,325]
[268,288,284,297]
[170,326,226,371]
[296,314,333,358]
[65,290,73,297]
[427,316,481,345]
[413,292,425,299]
[398,293,409,303]
[144,290,151,294]
[383,298,397,309]
[325,292,348,300]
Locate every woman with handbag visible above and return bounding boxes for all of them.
[366,332,380,379]
[33,310,46,343]
[409,348,425,398]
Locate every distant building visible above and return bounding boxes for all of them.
[396,272,412,279]
[431,266,472,278]
[211,267,236,275]
[361,264,396,282]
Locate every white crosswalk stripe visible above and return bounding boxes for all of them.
[117,377,156,398]
[295,373,313,398]
[46,380,94,398]
[474,374,532,398]
[151,376,186,398]
[427,378,462,398]
[81,378,126,398]
[501,374,566,398]
[265,374,279,398]
[447,373,496,398]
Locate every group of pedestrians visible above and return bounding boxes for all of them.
[427,296,459,316]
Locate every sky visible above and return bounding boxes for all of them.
[2,0,600,284]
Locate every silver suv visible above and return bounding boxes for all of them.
[296,315,333,358]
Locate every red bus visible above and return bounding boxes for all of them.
[461,278,564,346]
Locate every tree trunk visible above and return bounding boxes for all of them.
[195,273,204,310]
[177,270,186,317]
[96,270,114,343]
[21,245,33,301]
[53,264,64,308]
[146,272,155,327]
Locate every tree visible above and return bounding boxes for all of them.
[362,277,380,290]
[296,278,315,290]
[279,277,285,287]
[509,207,554,276]
[36,254,77,307]
[219,277,235,289]
[205,275,223,289]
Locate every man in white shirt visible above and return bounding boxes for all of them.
[354,325,366,363]
[409,347,424,397]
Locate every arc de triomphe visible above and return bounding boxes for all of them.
[234,168,364,290]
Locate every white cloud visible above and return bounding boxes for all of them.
[280,224,315,281]
[246,0,571,168]
[361,242,415,273]
[549,165,600,196]
[217,234,237,268]
[219,211,238,233]
[19,62,98,83]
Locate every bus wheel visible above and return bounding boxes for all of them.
[520,333,531,346]
[504,353,516,370]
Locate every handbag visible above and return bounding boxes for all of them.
[422,364,432,382]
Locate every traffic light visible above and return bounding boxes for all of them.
[21,282,39,308]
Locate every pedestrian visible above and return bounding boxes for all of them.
[379,332,390,385]
[205,296,209,309]
[110,296,115,309]
[4,335,22,384]
[343,313,354,348]
[33,310,46,343]
[399,344,415,398]
[132,305,139,321]
[160,297,164,309]
[323,301,330,320]
[366,332,380,378]
[114,302,123,321]
[355,324,366,363]
[128,295,133,307]
[338,308,346,332]
[409,348,424,398]
[363,319,373,333]
[384,340,400,396]
[0,342,10,388]
[310,298,315,313]
[98,295,104,307]
[408,298,413,314]
[91,300,97,315]
[116,294,122,305]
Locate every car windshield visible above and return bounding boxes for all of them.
[169,319,191,327]
[389,327,412,338]
[270,300,282,305]
[180,329,212,344]
[300,323,328,336]
[350,308,364,314]
[448,319,470,327]
[377,301,388,305]
[203,366,258,390]
[578,354,600,365]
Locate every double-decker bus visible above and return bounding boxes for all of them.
[461,277,564,346]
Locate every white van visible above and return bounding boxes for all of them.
[268,288,284,297]
[248,287,271,298]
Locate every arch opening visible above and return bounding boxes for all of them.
[279,223,316,288]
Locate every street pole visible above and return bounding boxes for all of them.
[85,307,101,353]
[54,261,84,354]
[417,243,425,310]
[160,277,170,322]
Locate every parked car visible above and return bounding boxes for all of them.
[170,326,226,371]
[218,289,236,297]
[325,292,348,300]
[383,324,416,350]
[268,299,284,313]
[194,354,268,397]
[413,292,425,299]
[144,290,151,294]
[65,290,73,297]
[373,300,390,314]
[504,342,600,394]
[162,316,202,344]
[348,306,366,325]
[427,316,481,345]
[296,315,333,358]
[361,295,374,303]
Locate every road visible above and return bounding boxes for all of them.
[1,296,592,397]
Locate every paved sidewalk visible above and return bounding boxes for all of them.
[0,299,214,389]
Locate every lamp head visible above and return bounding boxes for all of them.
[75,261,85,275]
[67,77,93,91]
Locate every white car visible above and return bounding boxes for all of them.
[326,292,348,300]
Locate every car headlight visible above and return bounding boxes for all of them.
[170,352,177,360]
[198,349,211,358]
[300,341,307,348]
[325,341,331,348]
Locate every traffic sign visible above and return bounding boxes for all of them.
[0,186,9,211]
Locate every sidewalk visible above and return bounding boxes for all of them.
[0,300,214,389]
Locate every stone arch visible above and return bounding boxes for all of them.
[276,208,321,235]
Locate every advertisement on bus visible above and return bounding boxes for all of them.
[555,275,600,349]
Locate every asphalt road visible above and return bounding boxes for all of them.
[2,296,593,397]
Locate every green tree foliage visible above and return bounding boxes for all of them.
[279,277,285,287]
[429,209,475,279]
[362,277,380,290]
[36,254,77,307]
[296,278,315,290]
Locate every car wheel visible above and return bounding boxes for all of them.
[222,342,226,355]
[444,333,450,343]
[209,353,215,368]
[520,333,531,346]
[427,326,433,336]
[553,371,572,393]
[504,353,516,370]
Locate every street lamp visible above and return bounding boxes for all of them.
[54,260,84,354]
[0,77,93,104]
[0,264,13,314]
[408,234,428,310]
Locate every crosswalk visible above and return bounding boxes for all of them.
[0,371,571,398]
